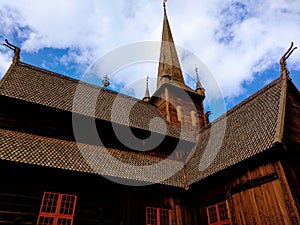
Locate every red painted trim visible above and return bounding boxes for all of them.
[146,207,170,225]
[206,202,230,225]
[37,192,77,225]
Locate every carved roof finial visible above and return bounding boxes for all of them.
[280,42,297,79]
[205,111,213,126]
[3,39,21,64]
[102,75,110,90]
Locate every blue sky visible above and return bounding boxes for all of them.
[0,0,300,119]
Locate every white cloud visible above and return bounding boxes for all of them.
[0,46,12,78]
[0,0,299,102]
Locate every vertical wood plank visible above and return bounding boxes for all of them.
[275,161,300,225]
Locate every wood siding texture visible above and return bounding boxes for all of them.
[285,80,300,144]
[228,161,300,225]
[153,87,205,131]
[0,161,194,225]
[282,154,300,216]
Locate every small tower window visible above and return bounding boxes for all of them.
[191,110,197,127]
[176,106,182,122]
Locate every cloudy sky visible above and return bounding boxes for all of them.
[0,0,299,118]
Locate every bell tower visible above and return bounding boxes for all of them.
[149,3,207,131]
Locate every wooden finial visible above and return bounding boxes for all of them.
[143,76,151,102]
[3,39,21,63]
[280,42,297,79]
[102,75,110,90]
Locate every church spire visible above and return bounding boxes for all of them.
[142,76,150,102]
[157,2,185,88]
[195,66,205,96]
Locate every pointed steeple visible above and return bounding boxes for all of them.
[195,66,205,96]
[157,3,185,88]
[142,76,150,102]
[150,2,207,132]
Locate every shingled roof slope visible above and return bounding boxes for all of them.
[0,62,191,140]
[186,77,285,184]
[0,128,184,187]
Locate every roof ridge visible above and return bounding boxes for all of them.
[226,77,282,115]
[20,61,101,88]
[19,62,150,104]
[274,77,288,143]
[200,77,282,132]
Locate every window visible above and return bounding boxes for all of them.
[206,201,230,225]
[37,192,77,225]
[190,110,197,127]
[176,106,182,122]
[146,207,170,225]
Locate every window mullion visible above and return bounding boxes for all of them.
[157,208,160,225]
[216,204,221,224]
[53,194,62,225]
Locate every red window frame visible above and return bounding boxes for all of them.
[146,207,171,225]
[206,201,230,225]
[37,192,77,225]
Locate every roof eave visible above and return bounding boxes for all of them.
[274,76,289,144]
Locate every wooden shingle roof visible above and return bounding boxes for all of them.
[0,62,190,140]
[0,128,184,187]
[186,78,284,184]
[0,61,293,187]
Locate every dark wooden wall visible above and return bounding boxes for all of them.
[0,160,194,225]
[190,157,300,225]
[227,161,299,225]
[282,151,300,217]
[1,156,300,225]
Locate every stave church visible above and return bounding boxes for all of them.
[0,3,299,225]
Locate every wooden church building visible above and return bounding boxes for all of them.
[0,4,299,225]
